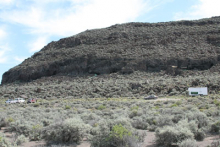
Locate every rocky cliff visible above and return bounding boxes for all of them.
[2,16,220,84]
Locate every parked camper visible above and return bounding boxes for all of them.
[188,87,208,96]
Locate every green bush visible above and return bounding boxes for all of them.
[155,125,194,147]
[186,110,209,128]
[0,132,12,147]
[91,123,144,147]
[214,99,220,106]
[178,119,205,141]
[15,134,28,145]
[9,120,32,136]
[131,117,148,130]
[129,110,138,118]
[0,116,7,128]
[33,103,40,107]
[130,106,139,111]
[42,119,52,127]
[172,114,184,123]
[210,121,220,133]
[148,125,157,131]
[178,139,197,147]
[6,117,15,123]
[195,129,205,141]
[30,124,43,141]
[97,105,106,110]
[156,115,173,127]
[65,105,71,110]
[108,124,132,142]
[170,103,178,107]
[43,118,91,144]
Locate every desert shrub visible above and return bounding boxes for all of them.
[130,106,139,111]
[110,117,133,130]
[29,124,43,141]
[185,110,209,128]
[108,124,132,144]
[170,103,178,107]
[81,113,101,126]
[0,132,12,147]
[9,119,43,141]
[148,125,157,132]
[156,115,174,127]
[97,105,106,110]
[91,123,144,147]
[210,121,220,133]
[155,125,194,147]
[169,100,183,108]
[42,119,52,127]
[9,120,32,136]
[90,119,109,136]
[43,118,91,144]
[145,116,157,126]
[65,105,71,109]
[172,114,184,123]
[131,116,148,130]
[178,119,205,141]
[175,100,182,106]
[178,139,197,147]
[195,129,205,141]
[204,107,220,117]
[129,110,138,118]
[0,115,7,128]
[214,99,220,106]
[15,134,28,145]
[33,103,40,107]
[6,117,15,123]
[0,116,15,129]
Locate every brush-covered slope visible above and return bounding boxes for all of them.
[2,16,220,84]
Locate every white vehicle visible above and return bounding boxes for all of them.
[188,87,208,96]
[5,99,16,104]
[14,98,25,103]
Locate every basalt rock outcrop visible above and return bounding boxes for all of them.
[2,16,220,84]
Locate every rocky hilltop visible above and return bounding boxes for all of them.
[2,16,220,84]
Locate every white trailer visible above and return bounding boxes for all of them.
[188,87,208,96]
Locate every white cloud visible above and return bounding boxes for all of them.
[14,56,26,63]
[0,44,10,63]
[0,29,6,39]
[29,36,48,53]
[0,0,13,5]
[0,0,154,37]
[174,0,220,20]
[0,28,6,40]
[0,50,7,63]
[0,27,9,63]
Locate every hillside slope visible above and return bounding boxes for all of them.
[2,16,220,84]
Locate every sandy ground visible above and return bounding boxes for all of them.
[142,131,157,147]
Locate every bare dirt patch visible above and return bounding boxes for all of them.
[196,134,220,147]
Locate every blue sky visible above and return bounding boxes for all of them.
[0,0,220,82]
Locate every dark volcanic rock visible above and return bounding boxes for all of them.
[2,16,220,84]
